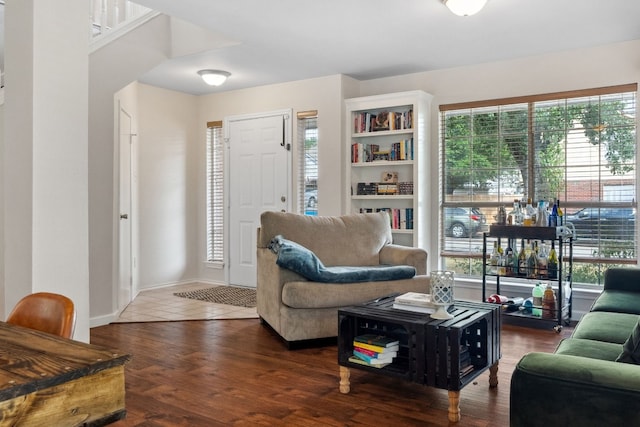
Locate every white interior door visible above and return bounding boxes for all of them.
[227,111,291,287]
[118,107,133,311]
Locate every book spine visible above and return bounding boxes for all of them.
[353,341,395,353]
[353,350,391,364]
[352,346,378,357]
[353,346,397,359]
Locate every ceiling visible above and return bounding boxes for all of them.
[3,1,640,96]
[132,0,640,96]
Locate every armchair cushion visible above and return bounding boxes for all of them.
[269,235,416,283]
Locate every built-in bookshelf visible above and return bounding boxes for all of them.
[345,90,432,247]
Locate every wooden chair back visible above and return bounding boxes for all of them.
[6,292,76,339]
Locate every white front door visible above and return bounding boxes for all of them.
[227,111,291,287]
[118,107,134,311]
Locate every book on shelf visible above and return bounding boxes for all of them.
[395,292,435,308]
[352,345,397,360]
[354,334,399,348]
[367,208,413,231]
[356,182,378,195]
[392,302,436,314]
[353,109,413,134]
[353,341,399,354]
[348,355,391,369]
[353,349,395,365]
[398,182,413,195]
[351,143,380,163]
[376,183,398,195]
[390,138,413,161]
[460,364,475,377]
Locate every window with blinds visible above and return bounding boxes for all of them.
[297,111,318,215]
[206,122,224,263]
[439,84,637,286]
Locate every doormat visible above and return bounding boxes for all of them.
[173,286,257,308]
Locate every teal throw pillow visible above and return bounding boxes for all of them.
[616,317,640,364]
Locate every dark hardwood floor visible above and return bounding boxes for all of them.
[91,318,573,427]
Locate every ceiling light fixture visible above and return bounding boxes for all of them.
[443,0,487,16]
[198,69,231,86]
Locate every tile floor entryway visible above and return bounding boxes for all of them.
[114,282,258,323]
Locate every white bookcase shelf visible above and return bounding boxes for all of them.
[344,90,432,248]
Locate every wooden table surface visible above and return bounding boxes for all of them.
[0,321,131,426]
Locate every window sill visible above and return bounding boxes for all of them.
[204,261,224,270]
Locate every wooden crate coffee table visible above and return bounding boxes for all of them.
[338,295,501,422]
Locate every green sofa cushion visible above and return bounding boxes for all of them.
[556,338,622,361]
[616,317,640,364]
[590,289,640,315]
[572,311,639,344]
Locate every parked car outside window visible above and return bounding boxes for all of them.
[444,207,488,238]
[304,189,317,208]
[565,207,636,240]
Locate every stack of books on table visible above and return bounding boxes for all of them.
[349,334,399,369]
[392,292,437,314]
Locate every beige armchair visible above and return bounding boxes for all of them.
[257,211,430,346]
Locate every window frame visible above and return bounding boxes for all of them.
[439,84,638,286]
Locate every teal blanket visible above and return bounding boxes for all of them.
[268,235,416,283]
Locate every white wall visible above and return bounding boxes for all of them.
[195,74,350,283]
[136,83,200,289]
[88,14,173,321]
[0,103,4,319]
[4,0,91,341]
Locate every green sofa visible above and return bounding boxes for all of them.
[510,267,640,426]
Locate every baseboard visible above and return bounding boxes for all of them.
[90,312,120,328]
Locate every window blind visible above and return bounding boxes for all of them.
[206,121,224,263]
[439,84,637,285]
[297,111,318,215]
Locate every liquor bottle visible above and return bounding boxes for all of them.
[489,241,499,275]
[527,241,539,279]
[510,248,519,276]
[507,200,518,225]
[537,241,548,278]
[536,200,548,227]
[517,239,527,277]
[542,283,557,320]
[548,241,558,279]
[504,239,514,276]
[504,248,514,276]
[556,199,564,226]
[497,242,506,275]
[548,200,558,227]
[523,198,535,226]
[496,205,507,225]
[514,200,524,226]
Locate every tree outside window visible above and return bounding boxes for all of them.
[440,85,637,286]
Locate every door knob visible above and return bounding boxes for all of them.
[120,214,128,219]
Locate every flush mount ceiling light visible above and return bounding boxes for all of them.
[198,69,231,86]
[443,0,487,16]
